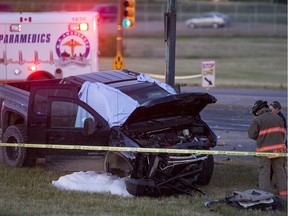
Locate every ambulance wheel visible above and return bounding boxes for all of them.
[2,125,36,167]
[29,75,51,81]
[196,155,214,185]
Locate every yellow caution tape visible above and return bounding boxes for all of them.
[0,142,287,157]
[147,73,202,80]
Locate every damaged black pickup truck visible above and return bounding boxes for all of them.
[0,69,217,196]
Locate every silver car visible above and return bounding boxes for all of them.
[185,12,230,28]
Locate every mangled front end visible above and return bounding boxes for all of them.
[105,93,217,196]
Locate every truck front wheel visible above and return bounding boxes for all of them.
[104,152,132,177]
[2,125,36,167]
[196,155,214,185]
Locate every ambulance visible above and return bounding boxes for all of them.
[0,12,99,82]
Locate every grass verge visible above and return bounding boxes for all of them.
[100,37,287,89]
[0,160,286,216]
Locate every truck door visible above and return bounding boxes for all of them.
[27,84,110,147]
[46,97,110,147]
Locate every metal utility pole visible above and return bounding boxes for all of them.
[164,0,177,88]
[113,0,125,70]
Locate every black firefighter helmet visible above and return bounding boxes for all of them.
[252,100,268,116]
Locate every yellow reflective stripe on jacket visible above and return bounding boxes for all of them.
[256,144,287,159]
[258,127,286,136]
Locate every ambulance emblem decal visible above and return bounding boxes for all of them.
[55,31,90,67]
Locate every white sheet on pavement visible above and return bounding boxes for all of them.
[52,171,132,197]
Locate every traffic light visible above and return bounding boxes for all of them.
[122,0,135,29]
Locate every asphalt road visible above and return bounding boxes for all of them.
[181,87,287,131]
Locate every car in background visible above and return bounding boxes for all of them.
[93,4,117,22]
[185,12,230,28]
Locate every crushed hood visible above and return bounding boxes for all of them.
[123,92,217,126]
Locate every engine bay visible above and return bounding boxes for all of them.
[124,115,214,149]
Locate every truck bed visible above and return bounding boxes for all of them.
[0,79,61,116]
[0,83,30,108]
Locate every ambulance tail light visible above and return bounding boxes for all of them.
[69,23,89,31]
[28,65,37,72]
[10,24,21,32]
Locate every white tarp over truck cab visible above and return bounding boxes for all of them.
[76,81,140,128]
[0,12,99,82]
[77,74,177,127]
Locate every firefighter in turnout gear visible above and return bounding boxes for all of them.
[248,100,287,197]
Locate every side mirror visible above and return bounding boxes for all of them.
[83,118,96,136]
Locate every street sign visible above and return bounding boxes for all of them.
[112,52,125,70]
[201,60,215,88]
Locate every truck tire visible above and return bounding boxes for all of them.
[196,155,214,185]
[104,151,132,177]
[2,125,36,167]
